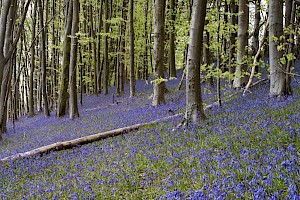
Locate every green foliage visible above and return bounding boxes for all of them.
[150,77,168,85]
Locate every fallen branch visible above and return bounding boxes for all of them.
[0,113,183,163]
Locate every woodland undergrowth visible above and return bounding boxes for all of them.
[0,70,299,199]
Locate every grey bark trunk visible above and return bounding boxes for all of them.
[228,0,238,85]
[69,0,79,119]
[28,0,37,117]
[57,0,73,117]
[185,0,207,123]
[38,0,50,117]
[103,0,109,95]
[129,0,135,97]
[168,0,176,78]
[152,0,166,106]
[269,0,285,96]
[233,0,249,88]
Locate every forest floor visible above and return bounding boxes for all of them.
[0,64,300,199]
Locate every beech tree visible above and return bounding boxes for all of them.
[38,0,50,117]
[69,0,79,119]
[28,0,37,118]
[185,0,207,123]
[57,0,73,117]
[129,0,135,97]
[233,0,249,88]
[269,0,286,97]
[152,0,166,106]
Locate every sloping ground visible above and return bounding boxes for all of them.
[0,73,185,159]
[1,69,233,159]
[0,76,299,199]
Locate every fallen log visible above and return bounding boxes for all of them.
[0,113,183,163]
[0,78,268,163]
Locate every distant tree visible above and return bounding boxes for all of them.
[252,0,260,61]
[102,0,109,95]
[28,0,38,118]
[129,0,135,97]
[0,0,31,137]
[152,0,166,106]
[37,0,50,117]
[284,0,296,95]
[185,0,207,123]
[228,0,238,84]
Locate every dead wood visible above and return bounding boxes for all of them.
[0,113,183,163]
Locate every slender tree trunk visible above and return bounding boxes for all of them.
[228,0,238,86]
[28,0,37,117]
[57,0,73,117]
[252,0,260,59]
[169,0,176,78]
[129,0,135,97]
[285,0,295,95]
[152,0,166,106]
[233,0,249,88]
[38,0,50,116]
[143,0,149,80]
[203,30,213,87]
[103,0,109,95]
[69,0,79,119]
[116,0,128,95]
[185,0,207,123]
[96,0,104,95]
[269,0,285,97]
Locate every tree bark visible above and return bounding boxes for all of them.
[28,0,37,118]
[185,0,207,123]
[96,0,104,94]
[269,0,285,97]
[102,0,109,95]
[284,0,295,95]
[69,0,79,119]
[168,0,176,78]
[129,0,135,97]
[38,0,50,117]
[152,0,166,106]
[57,0,73,117]
[233,0,249,88]
[203,30,213,87]
[228,0,238,85]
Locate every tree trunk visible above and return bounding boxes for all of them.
[143,0,149,80]
[185,0,207,123]
[129,0,135,97]
[28,0,37,117]
[152,0,166,106]
[38,0,50,117]
[228,0,238,85]
[169,0,176,78]
[69,0,79,119]
[203,30,213,87]
[57,0,73,117]
[96,0,104,94]
[285,0,295,95]
[233,0,249,88]
[103,0,109,95]
[252,0,260,59]
[269,0,285,97]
